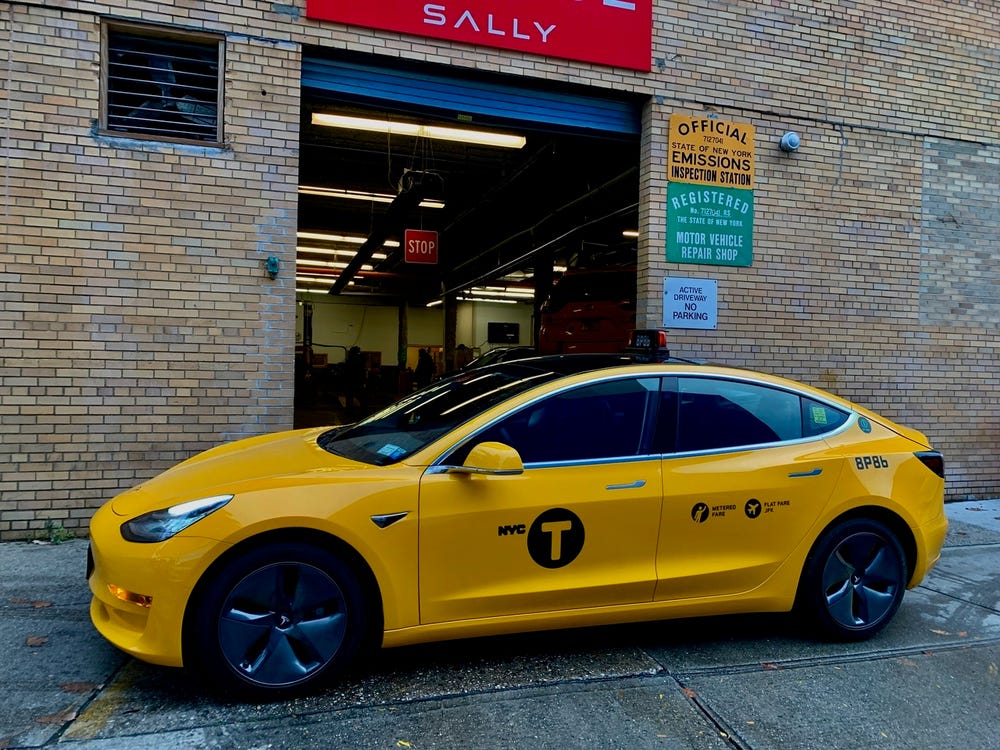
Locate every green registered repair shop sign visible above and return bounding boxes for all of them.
[666,183,754,267]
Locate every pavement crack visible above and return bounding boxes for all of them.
[668,673,753,750]
[917,582,1000,616]
[941,542,1000,550]
[667,635,1000,679]
[48,657,133,745]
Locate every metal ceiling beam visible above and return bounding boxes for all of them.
[327,173,441,295]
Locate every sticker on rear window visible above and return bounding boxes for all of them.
[811,406,828,425]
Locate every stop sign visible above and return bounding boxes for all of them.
[404,229,439,264]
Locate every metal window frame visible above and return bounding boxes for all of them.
[100,19,225,146]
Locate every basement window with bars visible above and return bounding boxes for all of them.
[102,22,223,144]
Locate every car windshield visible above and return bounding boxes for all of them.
[317,363,564,465]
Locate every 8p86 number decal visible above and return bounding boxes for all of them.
[855,455,889,470]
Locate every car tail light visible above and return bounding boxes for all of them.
[915,451,945,478]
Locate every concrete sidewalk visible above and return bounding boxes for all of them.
[3,499,1000,749]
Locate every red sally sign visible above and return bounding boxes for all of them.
[404,229,439,264]
[305,1,652,71]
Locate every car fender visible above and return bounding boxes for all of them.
[181,477,421,633]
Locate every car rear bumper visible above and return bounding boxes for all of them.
[909,507,948,588]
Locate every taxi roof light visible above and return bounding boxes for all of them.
[627,329,668,349]
[625,329,671,362]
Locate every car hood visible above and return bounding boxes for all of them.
[110,427,363,517]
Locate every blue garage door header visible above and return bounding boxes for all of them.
[302,57,642,136]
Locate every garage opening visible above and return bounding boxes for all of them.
[295,52,643,427]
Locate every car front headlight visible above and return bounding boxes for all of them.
[120,495,233,543]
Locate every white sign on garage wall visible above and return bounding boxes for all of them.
[663,277,718,330]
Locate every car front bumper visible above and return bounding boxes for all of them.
[88,502,226,667]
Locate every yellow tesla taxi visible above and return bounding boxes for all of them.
[88,353,947,698]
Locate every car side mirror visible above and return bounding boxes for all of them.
[446,441,524,476]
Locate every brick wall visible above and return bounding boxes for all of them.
[1,0,997,539]
[1,4,300,538]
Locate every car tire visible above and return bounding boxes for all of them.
[186,541,371,699]
[799,517,907,641]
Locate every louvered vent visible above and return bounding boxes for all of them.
[106,28,221,143]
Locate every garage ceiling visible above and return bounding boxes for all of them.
[296,85,641,306]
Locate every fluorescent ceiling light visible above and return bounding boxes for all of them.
[501,265,567,283]
[297,246,389,261]
[457,296,518,305]
[297,231,400,248]
[312,113,526,150]
[425,287,533,307]
[297,259,374,271]
[299,185,445,210]
[296,275,362,286]
[622,229,639,238]
[469,287,534,299]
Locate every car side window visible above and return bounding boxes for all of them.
[802,398,849,437]
[453,377,658,465]
[676,377,802,452]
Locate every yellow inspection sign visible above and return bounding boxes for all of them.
[668,114,755,189]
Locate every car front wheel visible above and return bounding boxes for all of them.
[186,542,371,698]
[800,518,907,641]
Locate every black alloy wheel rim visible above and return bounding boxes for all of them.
[218,562,348,687]
[822,531,901,629]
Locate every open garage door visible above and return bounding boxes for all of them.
[295,52,643,425]
[301,56,642,136]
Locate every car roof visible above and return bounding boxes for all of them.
[483,352,704,376]
[463,346,536,367]
[456,354,927,452]
[487,353,637,375]
[475,354,857,411]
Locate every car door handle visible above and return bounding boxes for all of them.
[606,480,646,490]
[788,468,823,478]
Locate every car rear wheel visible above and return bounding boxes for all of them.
[800,518,907,641]
[187,542,370,698]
